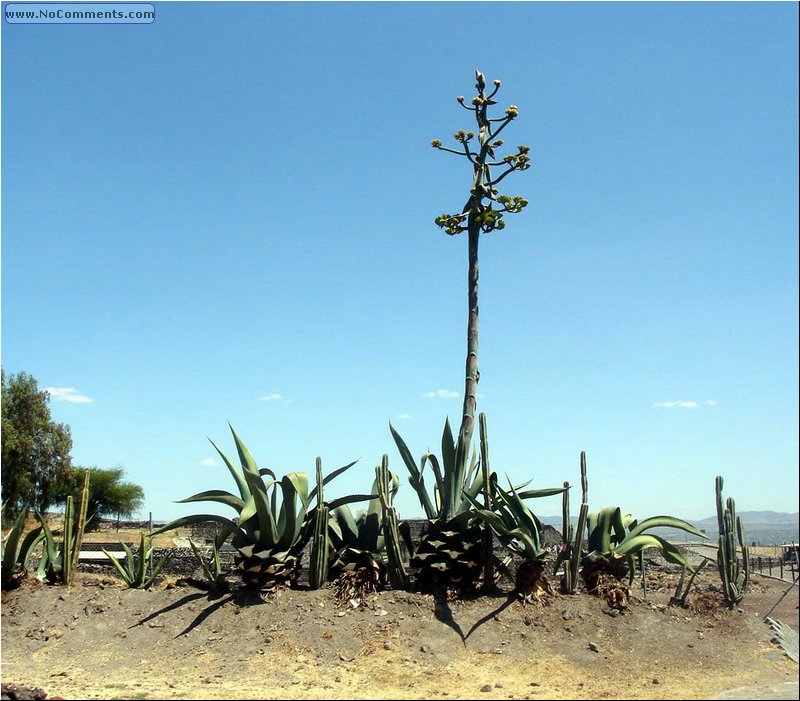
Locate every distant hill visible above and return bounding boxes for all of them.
[693,511,799,528]
[538,511,799,546]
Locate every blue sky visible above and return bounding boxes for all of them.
[2,2,798,523]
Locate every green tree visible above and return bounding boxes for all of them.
[1,369,73,517]
[64,467,145,529]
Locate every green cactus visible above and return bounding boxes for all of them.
[375,455,407,591]
[715,475,750,608]
[309,458,331,590]
[554,452,589,595]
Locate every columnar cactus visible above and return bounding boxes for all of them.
[375,455,407,591]
[309,458,330,590]
[715,475,750,608]
[556,452,589,594]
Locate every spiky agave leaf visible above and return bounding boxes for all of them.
[1,506,45,588]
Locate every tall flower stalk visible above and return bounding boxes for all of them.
[432,70,531,467]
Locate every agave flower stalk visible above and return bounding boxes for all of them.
[431,71,532,494]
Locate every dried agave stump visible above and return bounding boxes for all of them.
[516,559,554,604]
[581,559,631,610]
[331,548,384,605]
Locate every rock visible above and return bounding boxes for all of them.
[420,644,429,653]
[652,678,660,685]
[588,642,600,653]
[480,684,493,692]
[561,610,573,620]
[202,677,213,684]
[383,641,392,650]
[494,682,504,688]
[529,682,541,687]
[1,684,48,700]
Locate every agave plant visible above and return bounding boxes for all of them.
[34,470,90,586]
[391,418,488,591]
[152,425,362,592]
[187,538,228,593]
[1,505,44,589]
[327,504,385,603]
[582,507,706,609]
[467,479,564,603]
[313,461,403,604]
[103,532,171,589]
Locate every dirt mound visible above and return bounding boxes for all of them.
[1,569,797,700]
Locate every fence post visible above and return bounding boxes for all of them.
[148,512,154,577]
[768,557,772,576]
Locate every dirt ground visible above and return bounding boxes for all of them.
[1,564,797,701]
